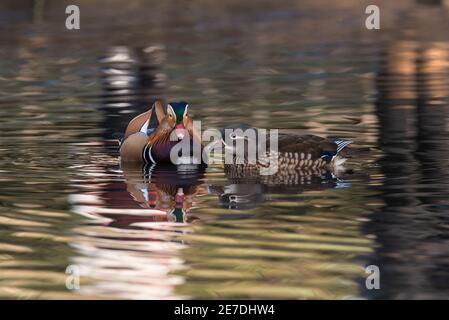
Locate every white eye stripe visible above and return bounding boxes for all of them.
[183,104,189,117]
[229,133,247,140]
[167,104,175,118]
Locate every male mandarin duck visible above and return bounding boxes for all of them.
[120,100,202,164]
[211,124,355,181]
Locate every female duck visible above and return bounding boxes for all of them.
[211,124,354,179]
[120,100,201,164]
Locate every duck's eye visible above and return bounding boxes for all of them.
[229,132,237,139]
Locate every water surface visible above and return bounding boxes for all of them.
[1,0,449,299]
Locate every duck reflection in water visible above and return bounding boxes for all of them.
[118,162,206,225]
[208,171,346,210]
[68,162,205,299]
[72,162,206,227]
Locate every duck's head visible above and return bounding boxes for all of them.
[219,124,258,154]
[202,124,260,161]
[166,101,190,140]
[219,124,254,143]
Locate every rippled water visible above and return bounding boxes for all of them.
[1,0,449,299]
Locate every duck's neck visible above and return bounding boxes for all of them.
[147,125,173,146]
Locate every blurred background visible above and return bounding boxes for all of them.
[0,0,449,299]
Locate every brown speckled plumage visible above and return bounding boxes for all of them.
[224,163,329,185]
[219,125,353,180]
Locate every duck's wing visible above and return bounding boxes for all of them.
[124,100,166,140]
[119,132,149,162]
[276,133,338,160]
[275,133,354,162]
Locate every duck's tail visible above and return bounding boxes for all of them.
[331,139,374,172]
[330,139,353,170]
[335,139,372,159]
[334,139,353,154]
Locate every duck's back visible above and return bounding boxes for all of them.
[277,133,337,160]
[234,132,350,173]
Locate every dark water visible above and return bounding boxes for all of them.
[1,0,449,299]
